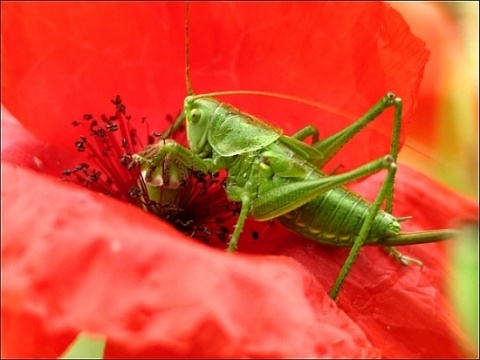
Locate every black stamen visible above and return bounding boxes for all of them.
[64,98,245,248]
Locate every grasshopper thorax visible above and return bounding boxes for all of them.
[184,95,220,155]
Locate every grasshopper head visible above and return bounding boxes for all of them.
[184,95,219,155]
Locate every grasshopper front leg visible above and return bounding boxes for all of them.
[133,139,218,188]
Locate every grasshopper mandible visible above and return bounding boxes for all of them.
[134,3,459,300]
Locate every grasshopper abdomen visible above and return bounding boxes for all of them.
[278,185,401,246]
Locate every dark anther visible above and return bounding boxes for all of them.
[62,169,72,176]
[95,128,106,138]
[89,171,101,182]
[117,103,126,114]
[120,153,132,165]
[106,123,119,132]
[111,95,122,106]
[75,140,86,152]
[72,120,81,127]
[83,114,93,121]
[128,187,142,197]
[73,163,89,173]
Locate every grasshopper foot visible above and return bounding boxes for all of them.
[385,246,424,268]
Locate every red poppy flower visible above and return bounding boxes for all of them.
[2,2,478,358]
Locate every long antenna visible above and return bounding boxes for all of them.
[194,90,358,121]
[185,2,194,95]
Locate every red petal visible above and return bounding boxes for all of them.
[238,232,468,358]
[1,2,184,153]
[236,164,478,358]
[1,106,81,177]
[3,3,475,358]
[2,2,427,173]
[349,164,479,227]
[276,241,469,358]
[2,162,379,358]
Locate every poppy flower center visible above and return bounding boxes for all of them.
[63,96,238,246]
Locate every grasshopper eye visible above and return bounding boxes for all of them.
[189,108,202,124]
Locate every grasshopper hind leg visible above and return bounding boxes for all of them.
[329,156,398,300]
[325,93,422,299]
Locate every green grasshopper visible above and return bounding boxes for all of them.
[134,4,459,300]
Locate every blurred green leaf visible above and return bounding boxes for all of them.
[59,332,106,359]
[449,223,479,355]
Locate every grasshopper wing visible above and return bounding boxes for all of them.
[209,105,282,157]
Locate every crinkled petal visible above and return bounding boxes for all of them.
[2,2,477,359]
[349,164,479,227]
[2,162,379,358]
[236,164,478,358]
[2,2,428,173]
